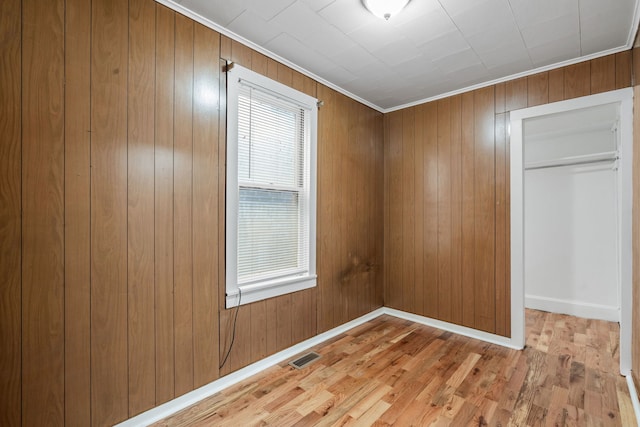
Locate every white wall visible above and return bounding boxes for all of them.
[524,131,620,322]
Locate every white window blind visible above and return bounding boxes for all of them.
[237,85,309,284]
[226,64,317,308]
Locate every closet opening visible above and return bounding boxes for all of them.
[509,88,633,374]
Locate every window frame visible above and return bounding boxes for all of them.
[226,64,318,308]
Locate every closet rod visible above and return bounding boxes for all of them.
[524,151,618,171]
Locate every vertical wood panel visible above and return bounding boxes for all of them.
[564,62,590,99]
[154,4,175,405]
[450,95,463,325]
[387,111,403,309]
[291,289,314,344]
[548,68,564,102]
[91,0,130,423]
[275,63,294,349]
[527,73,548,107]
[293,70,316,98]
[437,99,452,322]
[336,93,350,325]
[360,105,371,315]
[473,87,495,334]
[494,83,506,114]
[128,0,157,415]
[64,0,91,423]
[219,305,250,375]
[22,0,65,424]
[231,39,252,67]
[173,13,194,397]
[383,114,390,308]
[192,23,220,388]
[460,92,475,328]
[505,77,527,112]
[590,55,616,94]
[423,103,438,318]
[402,108,415,313]
[318,84,336,331]
[616,51,632,89]
[0,0,21,424]
[371,106,384,312]
[374,109,385,310]
[413,105,425,315]
[220,35,232,61]
[344,98,357,319]
[494,113,507,337]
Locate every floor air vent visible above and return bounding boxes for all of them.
[289,352,321,369]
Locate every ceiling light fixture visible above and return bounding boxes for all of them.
[362,0,411,20]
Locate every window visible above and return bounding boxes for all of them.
[226,64,317,308]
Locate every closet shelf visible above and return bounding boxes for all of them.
[524,151,618,171]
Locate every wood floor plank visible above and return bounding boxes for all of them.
[154,310,634,427]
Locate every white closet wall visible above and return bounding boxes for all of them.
[524,107,621,322]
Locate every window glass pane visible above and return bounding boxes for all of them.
[238,188,301,282]
[238,87,304,188]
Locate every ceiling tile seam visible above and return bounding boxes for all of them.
[434,0,490,73]
[315,0,336,15]
[578,0,583,56]
[271,0,298,22]
[227,10,280,47]
[156,0,636,114]
[309,6,374,61]
[505,0,534,68]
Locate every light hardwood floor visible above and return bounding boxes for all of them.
[154,309,636,426]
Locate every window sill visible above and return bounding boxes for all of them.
[226,274,317,308]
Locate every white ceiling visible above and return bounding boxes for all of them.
[169,0,640,111]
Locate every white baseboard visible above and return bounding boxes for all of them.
[118,306,524,426]
[382,308,522,350]
[525,295,620,322]
[626,374,640,426]
[116,308,385,427]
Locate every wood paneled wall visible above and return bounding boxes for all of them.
[383,52,633,337]
[0,1,383,425]
[315,84,385,332]
[1,0,223,425]
[215,37,384,376]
